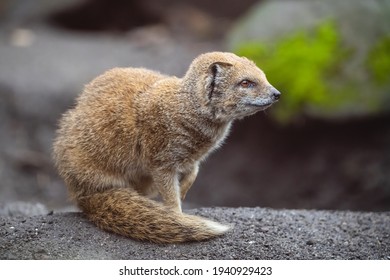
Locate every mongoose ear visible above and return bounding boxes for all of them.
[207,62,233,100]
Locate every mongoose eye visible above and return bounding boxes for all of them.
[240,80,256,88]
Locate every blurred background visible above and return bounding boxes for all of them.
[0,0,389,215]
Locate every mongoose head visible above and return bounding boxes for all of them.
[183,52,281,121]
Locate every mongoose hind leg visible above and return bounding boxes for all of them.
[152,170,182,212]
[180,163,199,200]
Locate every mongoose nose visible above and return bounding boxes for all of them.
[271,88,281,101]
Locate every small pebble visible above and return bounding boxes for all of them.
[306,240,315,246]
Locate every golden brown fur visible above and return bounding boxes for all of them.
[53,52,280,243]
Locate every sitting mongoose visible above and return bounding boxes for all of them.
[53,52,281,243]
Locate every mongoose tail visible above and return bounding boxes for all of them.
[77,188,230,243]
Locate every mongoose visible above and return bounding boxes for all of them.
[53,52,281,243]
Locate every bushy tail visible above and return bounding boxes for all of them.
[76,188,230,243]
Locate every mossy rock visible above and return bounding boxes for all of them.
[227,0,390,122]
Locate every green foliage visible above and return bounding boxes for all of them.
[236,21,351,122]
[367,36,390,85]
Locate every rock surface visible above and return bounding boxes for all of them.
[1,207,389,260]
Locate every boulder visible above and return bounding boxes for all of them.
[228,0,390,122]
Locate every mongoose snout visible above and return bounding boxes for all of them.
[270,87,281,101]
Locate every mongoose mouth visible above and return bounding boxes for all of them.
[244,99,277,109]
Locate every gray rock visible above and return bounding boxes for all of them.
[227,0,390,121]
[0,207,389,259]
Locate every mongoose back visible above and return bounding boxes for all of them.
[53,52,281,243]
